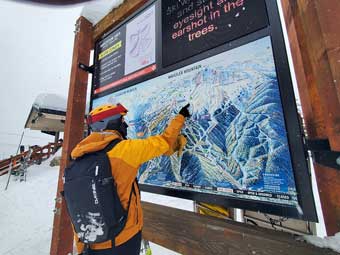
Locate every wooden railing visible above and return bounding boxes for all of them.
[0,141,63,176]
[142,202,338,255]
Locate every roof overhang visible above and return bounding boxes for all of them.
[24,107,66,132]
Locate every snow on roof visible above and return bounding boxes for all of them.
[81,0,124,25]
[33,93,67,113]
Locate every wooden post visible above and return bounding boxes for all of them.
[281,0,340,235]
[142,202,338,255]
[50,16,93,255]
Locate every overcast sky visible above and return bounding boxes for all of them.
[0,1,83,159]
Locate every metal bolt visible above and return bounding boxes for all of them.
[55,196,62,203]
[53,208,61,215]
[336,156,340,166]
[74,20,81,34]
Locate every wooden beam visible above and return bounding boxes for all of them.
[142,202,337,255]
[291,0,340,149]
[280,0,324,138]
[313,0,340,102]
[50,16,93,255]
[281,0,340,235]
[93,0,148,41]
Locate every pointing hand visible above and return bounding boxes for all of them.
[179,104,191,118]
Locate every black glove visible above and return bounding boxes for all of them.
[179,104,191,118]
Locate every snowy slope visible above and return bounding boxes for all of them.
[0,156,59,255]
[0,153,190,255]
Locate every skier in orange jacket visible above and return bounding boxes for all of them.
[71,103,190,255]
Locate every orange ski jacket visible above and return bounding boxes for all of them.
[70,114,185,253]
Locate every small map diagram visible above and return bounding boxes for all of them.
[129,23,153,58]
[124,5,156,75]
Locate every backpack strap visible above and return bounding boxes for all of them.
[127,180,136,212]
[111,180,137,249]
[134,177,140,196]
[103,139,122,153]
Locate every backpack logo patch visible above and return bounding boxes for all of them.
[78,212,105,243]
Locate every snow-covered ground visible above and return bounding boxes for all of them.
[302,234,340,253]
[0,156,58,255]
[0,152,191,255]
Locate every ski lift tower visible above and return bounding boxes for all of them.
[50,1,340,255]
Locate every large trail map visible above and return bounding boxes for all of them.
[93,36,298,206]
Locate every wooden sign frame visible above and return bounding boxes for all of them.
[90,0,317,221]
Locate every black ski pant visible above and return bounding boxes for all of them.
[86,231,142,255]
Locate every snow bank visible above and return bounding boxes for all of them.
[81,0,124,25]
[0,155,59,255]
[33,93,67,112]
[303,233,340,253]
[142,192,193,212]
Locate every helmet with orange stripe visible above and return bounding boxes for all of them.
[87,103,129,138]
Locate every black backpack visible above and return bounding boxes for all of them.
[63,139,134,249]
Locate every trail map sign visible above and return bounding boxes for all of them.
[91,0,317,220]
[94,36,299,204]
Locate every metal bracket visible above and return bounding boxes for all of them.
[305,139,340,170]
[78,63,94,74]
[31,112,43,124]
